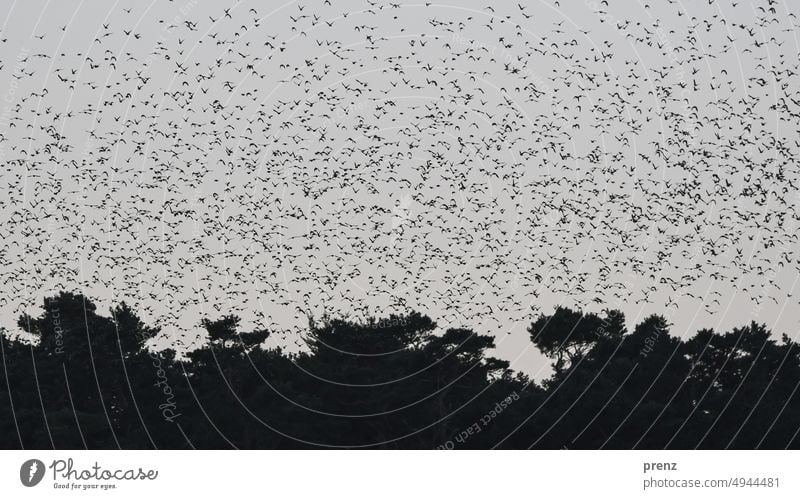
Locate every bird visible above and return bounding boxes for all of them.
[0,0,797,363]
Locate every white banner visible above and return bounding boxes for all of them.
[0,451,796,498]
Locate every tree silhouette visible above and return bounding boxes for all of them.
[1,293,798,449]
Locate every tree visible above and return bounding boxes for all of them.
[2,292,798,449]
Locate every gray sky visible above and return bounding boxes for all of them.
[0,0,799,377]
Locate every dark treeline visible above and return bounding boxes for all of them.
[1,292,799,449]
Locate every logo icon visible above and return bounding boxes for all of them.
[20,459,45,487]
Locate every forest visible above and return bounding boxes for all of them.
[1,291,798,449]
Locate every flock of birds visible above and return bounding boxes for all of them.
[0,0,799,359]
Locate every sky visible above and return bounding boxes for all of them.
[0,0,799,377]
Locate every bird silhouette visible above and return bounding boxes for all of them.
[0,0,798,361]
